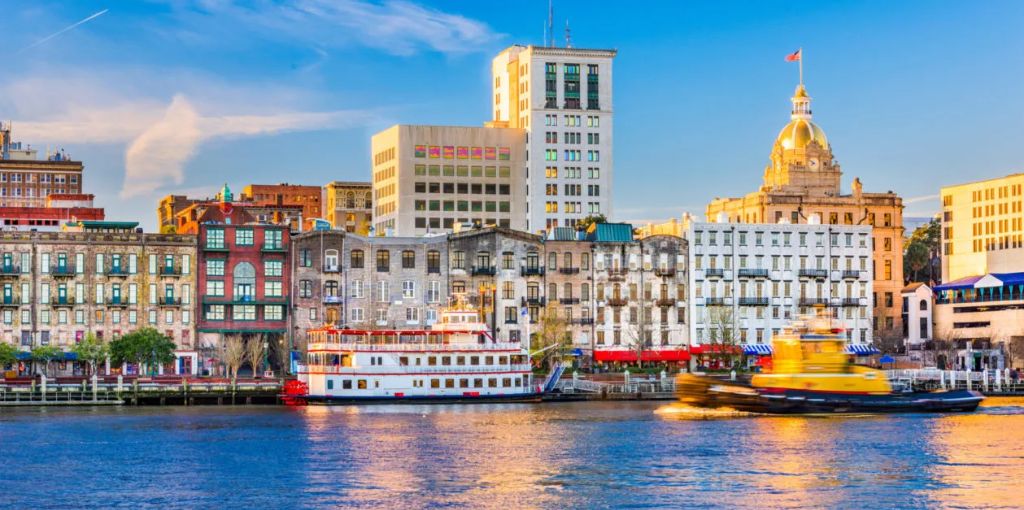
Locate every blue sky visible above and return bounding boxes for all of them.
[1,0,1021,231]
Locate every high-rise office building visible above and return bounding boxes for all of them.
[490,45,616,233]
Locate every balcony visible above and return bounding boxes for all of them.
[51,296,76,307]
[106,267,129,278]
[51,266,76,278]
[654,267,677,277]
[571,317,595,325]
[203,243,229,252]
[737,268,769,278]
[0,265,20,277]
[520,296,546,307]
[106,298,129,307]
[704,297,726,306]
[798,269,829,279]
[261,244,287,254]
[0,296,19,307]
[798,298,829,307]
[704,268,725,278]
[520,266,545,277]
[558,267,580,275]
[738,297,769,306]
[323,295,343,304]
[841,270,861,279]
[159,297,182,307]
[504,319,518,325]
[471,265,497,276]
[323,265,340,273]
[159,266,182,277]
[559,297,580,305]
[607,297,628,307]
[656,297,677,307]
[841,298,862,307]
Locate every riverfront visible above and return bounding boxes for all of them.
[2,400,1023,509]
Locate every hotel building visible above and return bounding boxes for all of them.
[706,83,904,334]
[370,125,527,236]
[491,45,616,232]
[688,222,875,352]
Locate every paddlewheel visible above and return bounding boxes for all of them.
[281,379,309,406]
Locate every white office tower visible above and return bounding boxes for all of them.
[491,45,616,234]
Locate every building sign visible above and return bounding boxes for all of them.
[471,147,483,160]
[457,146,469,159]
[442,146,455,159]
[428,146,441,159]
[484,147,496,160]
[414,145,427,158]
[498,147,511,161]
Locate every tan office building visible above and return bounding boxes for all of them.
[939,173,1024,282]
[370,125,527,236]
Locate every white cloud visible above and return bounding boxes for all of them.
[170,0,500,55]
[904,193,939,204]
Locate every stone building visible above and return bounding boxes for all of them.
[705,82,904,336]
[448,227,543,344]
[289,230,449,349]
[0,221,198,374]
[323,181,372,234]
[590,225,690,365]
[543,228,594,356]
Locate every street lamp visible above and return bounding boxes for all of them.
[263,340,269,378]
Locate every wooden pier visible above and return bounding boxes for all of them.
[0,376,283,406]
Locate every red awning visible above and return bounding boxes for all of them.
[593,349,691,362]
[688,344,742,355]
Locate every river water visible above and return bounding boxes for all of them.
[2,399,1023,509]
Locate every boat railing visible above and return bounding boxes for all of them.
[307,341,524,352]
[302,363,533,375]
[886,368,1024,393]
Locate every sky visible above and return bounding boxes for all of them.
[1,0,1022,232]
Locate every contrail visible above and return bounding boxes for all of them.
[20,8,109,53]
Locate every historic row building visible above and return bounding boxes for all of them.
[0,221,198,373]
[705,82,904,336]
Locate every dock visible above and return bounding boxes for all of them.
[1,376,283,407]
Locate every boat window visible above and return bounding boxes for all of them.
[415,357,422,366]
[428,356,437,366]
[498,356,508,365]
[456,356,465,366]
[343,380,352,389]
[441,356,451,365]
[502,378,511,387]
[488,378,497,388]
[514,378,521,387]
[474,378,483,388]
[485,356,494,365]
[399,356,409,366]
[430,379,440,388]
[460,379,469,388]
[375,381,380,388]
[445,379,455,388]
[357,380,367,389]
[470,356,479,365]
[327,380,334,390]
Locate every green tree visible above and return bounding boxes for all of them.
[576,214,608,231]
[0,342,19,369]
[109,328,177,375]
[903,219,940,284]
[531,304,570,371]
[704,306,740,370]
[31,345,64,377]
[72,333,108,376]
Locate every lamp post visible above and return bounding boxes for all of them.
[263,340,269,378]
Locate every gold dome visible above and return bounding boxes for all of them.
[776,118,828,151]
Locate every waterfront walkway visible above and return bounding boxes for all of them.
[0,375,283,406]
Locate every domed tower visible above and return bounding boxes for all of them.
[761,84,842,197]
[218,183,234,215]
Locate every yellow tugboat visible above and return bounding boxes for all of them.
[676,312,983,414]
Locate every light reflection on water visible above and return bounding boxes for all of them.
[0,399,1022,508]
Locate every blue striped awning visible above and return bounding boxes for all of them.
[845,344,880,355]
[743,344,773,355]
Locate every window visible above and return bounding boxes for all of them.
[206,260,225,276]
[350,249,364,269]
[235,228,254,246]
[264,230,283,250]
[265,305,284,321]
[264,260,283,277]
[402,250,415,269]
[206,280,224,297]
[265,281,283,297]
[376,250,390,272]
[452,251,465,270]
[299,280,312,298]
[427,250,441,274]
[233,305,256,320]
[206,305,225,320]
[206,229,225,249]
[402,280,416,299]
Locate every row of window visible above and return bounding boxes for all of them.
[1,282,190,305]
[325,376,522,391]
[0,252,190,275]
[204,304,284,321]
[3,308,190,327]
[415,218,513,230]
[205,228,284,250]
[543,149,601,162]
[543,114,600,128]
[413,165,512,179]
[0,173,78,184]
[413,145,512,161]
[299,279,443,302]
[544,166,601,180]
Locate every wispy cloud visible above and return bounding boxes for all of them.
[904,193,939,204]
[20,8,109,53]
[169,0,500,55]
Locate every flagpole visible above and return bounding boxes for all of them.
[799,47,804,85]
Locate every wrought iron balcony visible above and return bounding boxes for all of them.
[704,268,725,278]
[656,298,677,307]
[738,297,769,306]
[51,266,76,278]
[654,267,677,277]
[520,296,546,307]
[737,268,769,278]
[159,297,182,306]
[704,297,726,306]
[471,265,497,276]
[606,297,628,307]
[841,298,862,307]
[520,266,545,277]
[106,267,129,277]
[159,266,182,277]
[798,269,829,279]
[571,317,595,325]
[841,270,861,279]
[559,297,580,305]
[558,267,580,275]
[51,296,76,306]
[0,265,21,277]
[799,297,829,307]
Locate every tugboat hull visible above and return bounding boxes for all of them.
[676,374,984,414]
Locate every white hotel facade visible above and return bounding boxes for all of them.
[491,45,616,233]
[688,221,875,349]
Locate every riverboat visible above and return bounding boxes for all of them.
[675,312,984,414]
[286,300,544,404]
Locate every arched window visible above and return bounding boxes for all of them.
[581,283,590,300]
[364,192,373,209]
[350,249,364,268]
[325,249,339,270]
[564,252,573,269]
[233,262,256,299]
[346,191,355,208]
[547,252,558,270]
[563,282,572,299]
[919,299,928,311]
[548,283,558,300]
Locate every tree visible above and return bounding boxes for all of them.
[224,335,246,379]
[246,334,267,378]
[31,345,64,377]
[903,219,940,284]
[1004,337,1024,370]
[272,337,292,375]
[873,308,904,355]
[0,342,19,369]
[576,214,607,231]
[72,333,108,377]
[704,306,740,369]
[532,303,570,370]
[109,328,177,375]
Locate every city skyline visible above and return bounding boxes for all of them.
[0,0,1021,231]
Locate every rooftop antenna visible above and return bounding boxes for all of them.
[547,0,554,47]
[565,19,572,48]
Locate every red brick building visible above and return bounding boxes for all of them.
[195,188,291,370]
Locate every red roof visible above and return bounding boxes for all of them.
[593,349,691,362]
